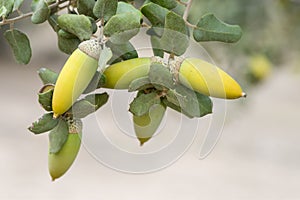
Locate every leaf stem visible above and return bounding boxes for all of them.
[0,0,68,26]
[183,0,193,21]
[181,0,197,28]
[185,20,197,28]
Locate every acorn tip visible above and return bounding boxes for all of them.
[53,113,59,119]
[242,92,247,98]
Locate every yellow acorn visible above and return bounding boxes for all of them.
[103,57,152,89]
[52,40,101,118]
[178,58,246,99]
[103,57,245,99]
[48,120,82,181]
[249,54,272,80]
[133,103,166,146]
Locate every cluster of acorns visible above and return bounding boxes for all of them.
[30,40,246,181]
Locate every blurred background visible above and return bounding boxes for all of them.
[1,0,300,199]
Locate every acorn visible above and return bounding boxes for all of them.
[52,40,101,118]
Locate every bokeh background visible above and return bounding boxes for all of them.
[1,0,300,199]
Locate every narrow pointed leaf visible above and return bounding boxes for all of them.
[193,13,242,43]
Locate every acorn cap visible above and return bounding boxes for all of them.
[78,39,101,60]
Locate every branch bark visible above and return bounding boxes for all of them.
[0,0,69,26]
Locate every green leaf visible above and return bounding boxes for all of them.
[93,0,117,22]
[128,77,153,92]
[98,46,113,72]
[116,2,142,19]
[160,11,189,56]
[194,92,213,117]
[58,14,93,41]
[49,119,69,154]
[77,0,96,18]
[149,62,174,89]
[57,34,81,55]
[38,87,54,111]
[70,93,109,118]
[161,98,193,118]
[85,92,109,109]
[4,29,32,64]
[28,113,58,134]
[103,12,140,44]
[166,84,212,117]
[150,0,177,9]
[38,68,58,84]
[83,72,106,94]
[150,35,164,58]
[13,0,24,12]
[31,0,50,24]
[107,56,122,65]
[141,3,168,27]
[106,41,138,61]
[0,0,14,17]
[0,6,7,17]
[141,2,168,36]
[58,29,77,39]
[48,14,60,32]
[129,92,161,116]
[193,13,242,43]
[165,88,184,106]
